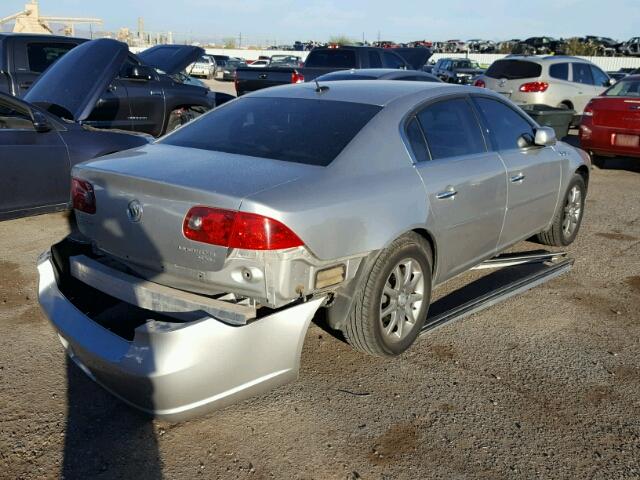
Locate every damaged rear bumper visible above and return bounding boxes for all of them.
[37,243,324,421]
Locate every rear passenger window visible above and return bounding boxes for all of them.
[405,118,429,162]
[549,63,569,81]
[572,63,594,85]
[27,42,77,73]
[416,98,486,160]
[368,51,382,68]
[472,97,535,150]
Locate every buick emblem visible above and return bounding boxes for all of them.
[127,200,143,222]
[499,78,507,87]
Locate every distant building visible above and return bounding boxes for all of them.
[0,0,102,36]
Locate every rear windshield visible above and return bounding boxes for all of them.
[162,97,382,166]
[485,60,542,80]
[320,74,376,81]
[604,79,640,97]
[305,49,357,68]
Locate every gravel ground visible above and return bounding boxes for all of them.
[0,135,638,479]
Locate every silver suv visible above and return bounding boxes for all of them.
[474,55,612,114]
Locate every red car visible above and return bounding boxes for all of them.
[580,75,640,159]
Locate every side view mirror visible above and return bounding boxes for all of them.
[128,65,154,81]
[31,110,51,133]
[607,78,615,87]
[534,127,557,147]
[517,132,535,148]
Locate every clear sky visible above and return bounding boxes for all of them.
[2,0,638,45]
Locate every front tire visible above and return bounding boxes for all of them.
[535,174,586,247]
[343,233,432,357]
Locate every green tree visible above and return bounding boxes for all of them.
[328,35,355,46]
[222,37,237,49]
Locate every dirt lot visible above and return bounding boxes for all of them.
[0,140,639,479]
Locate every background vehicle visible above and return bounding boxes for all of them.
[0,33,86,96]
[247,59,270,68]
[269,55,302,67]
[0,36,232,137]
[580,75,640,159]
[0,40,150,221]
[432,57,484,84]
[512,37,566,55]
[220,57,247,81]
[315,68,441,83]
[473,56,612,115]
[619,37,640,56]
[234,46,428,96]
[187,55,217,79]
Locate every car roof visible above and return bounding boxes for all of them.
[320,68,430,78]
[503,55,592,64]
[249,79,461,106]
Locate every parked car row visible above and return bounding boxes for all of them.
[268,36,640,57]
[0,37,235,220]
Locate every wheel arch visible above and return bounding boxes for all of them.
[411,228,437,275]
[575,164,590,189]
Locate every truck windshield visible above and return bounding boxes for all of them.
[304,49,357,68]
[162,97,381,166]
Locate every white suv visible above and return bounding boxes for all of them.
[473,55,612,114]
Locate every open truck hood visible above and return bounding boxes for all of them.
[392,47,432,70]
[138,45,205,75]
[24,39,128,122]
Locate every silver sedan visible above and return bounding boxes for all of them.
[39,81,590,419]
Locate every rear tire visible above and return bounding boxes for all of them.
[343,233,432,357]
[535,174,586,247]
[165,107,203,134]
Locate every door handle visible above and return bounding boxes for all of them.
[436,186,458,200]
[150,90,163,96]
[510,173,526,183]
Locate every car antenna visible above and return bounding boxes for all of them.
[315,78,329,93]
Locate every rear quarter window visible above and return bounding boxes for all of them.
[27,42,77,73]
[549,63,569,81]
[161,97,382,166]
[486,60,542,80]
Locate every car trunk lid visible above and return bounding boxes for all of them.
[591,97,640,128]
[73,144,314,277]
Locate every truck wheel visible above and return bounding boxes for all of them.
[343,232,432,357]
[165,108,201,134]
[535,174,586,247]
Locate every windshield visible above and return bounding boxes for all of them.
[604,79,640,97]
[162,97,382,166]
[485,60,542,80]
[452,60,479,69]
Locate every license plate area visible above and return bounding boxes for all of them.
[612,133,640,148]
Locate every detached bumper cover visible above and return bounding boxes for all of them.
[37,252,324,421]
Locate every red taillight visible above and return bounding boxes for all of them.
[519,81,549,93]
[583,101,594,117]
[473,79,486,88]
[71,177,96,214]
[291,71,304,84]
[183,206,304,250]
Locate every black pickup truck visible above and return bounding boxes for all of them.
[0,33,85,96]
[234,46,431,96]
[0,35,233,136]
